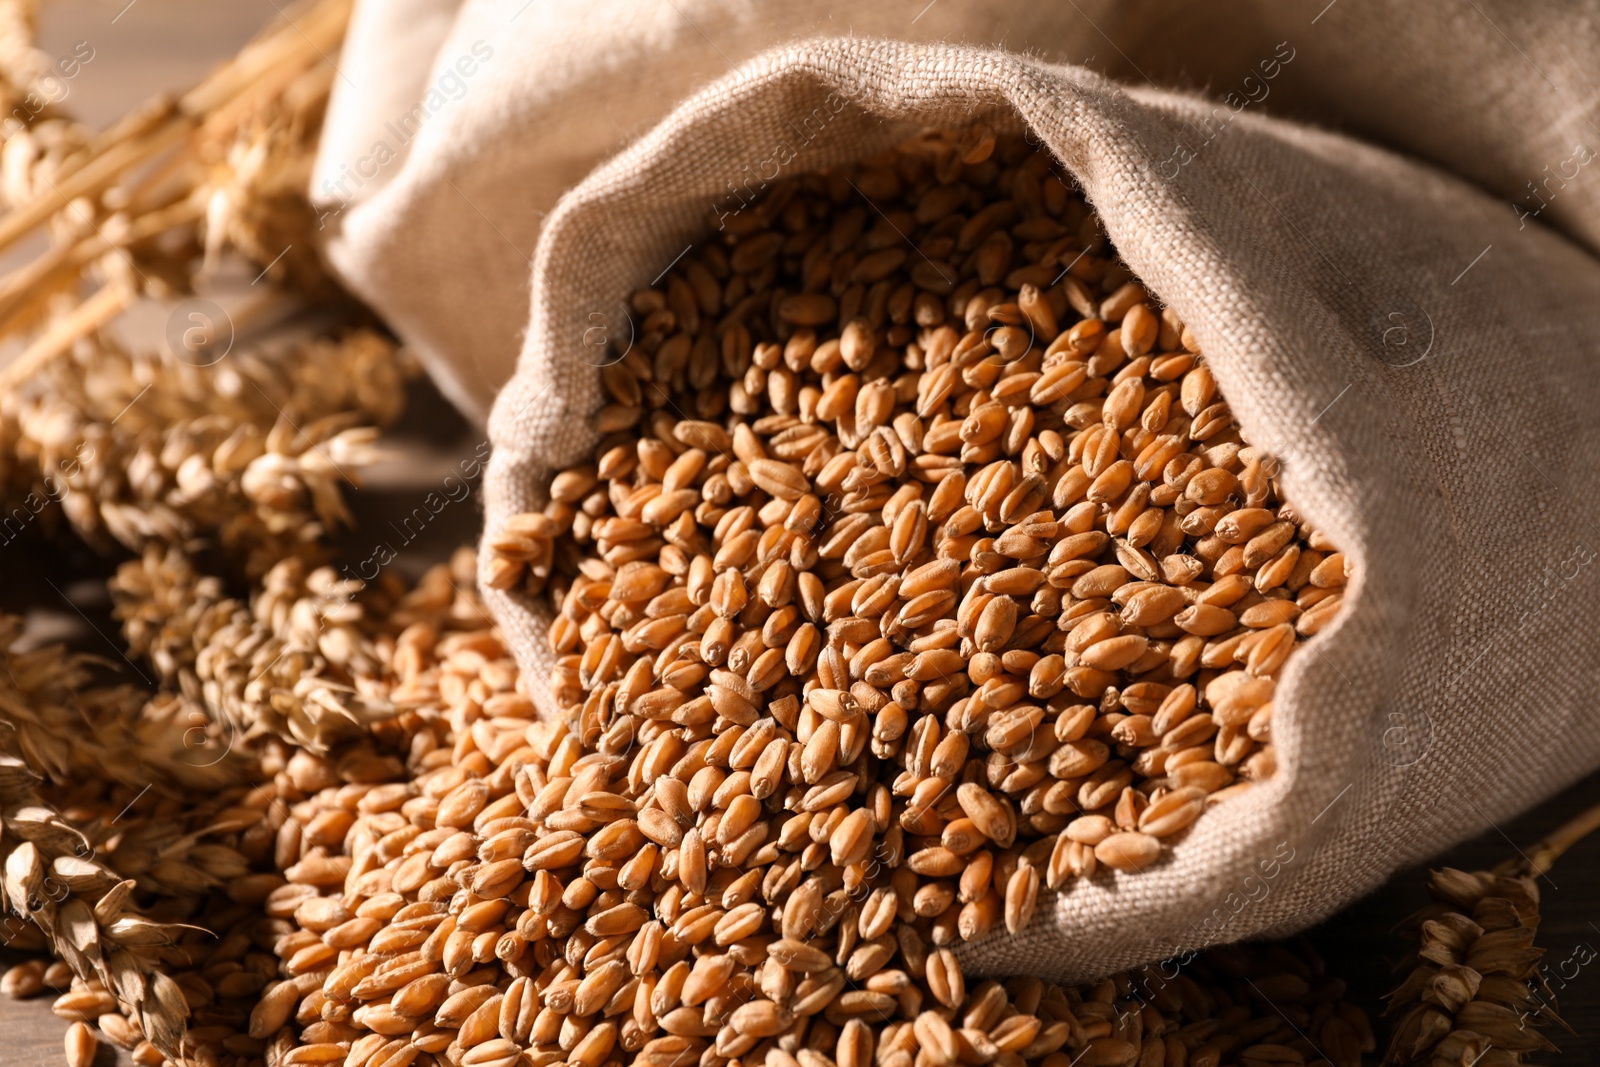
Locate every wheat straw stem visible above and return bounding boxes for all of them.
[1517,796,1600,876]
[0,193,207,330]
[0,281,131,391]
[0,108,189,259]
[0,0,350,259]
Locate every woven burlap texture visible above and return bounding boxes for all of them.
[314,0,1600,423]
[475,37,1600,982]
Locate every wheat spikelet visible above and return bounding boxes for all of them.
[2,328,408,575]
[0,613,235,792]
[1381,803,1600,1066]
[0,753,193,1058]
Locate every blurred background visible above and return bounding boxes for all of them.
[36,1,274,126]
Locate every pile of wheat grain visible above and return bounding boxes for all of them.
[492,128,1346,900]
[355,129,1361,1066]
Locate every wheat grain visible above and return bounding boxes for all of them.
[1,958,44,998]
[63,1020,97,1067]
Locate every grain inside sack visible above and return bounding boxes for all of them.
[490,127,1348,892]
[467,129,1362,1066]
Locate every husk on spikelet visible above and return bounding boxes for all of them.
[1381,800,1600,1067]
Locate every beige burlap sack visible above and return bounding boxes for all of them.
[468,37,1600,982]
[312,0,1600,423]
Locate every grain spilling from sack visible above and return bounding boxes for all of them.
[491,128,1349,896]
[416,129,1367,1066]
[246,610,1374,1067]
[0,543,1374,1067]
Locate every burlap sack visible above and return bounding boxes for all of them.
[467,38,1600,983]
[312,0,1600,423]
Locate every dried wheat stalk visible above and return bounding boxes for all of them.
[0,613,235,792]
[3,327,407,576]
[1382,867,1555,1066]
[1382,800,1600,1066]
[0,752,193,1059]
[0,2,441,1062]
[0,0,353,344]
[0,0,379,579]
[3,551,490,1067]
[112,543,412,756]
[0,609,256,1060]
[0,0,48,106]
